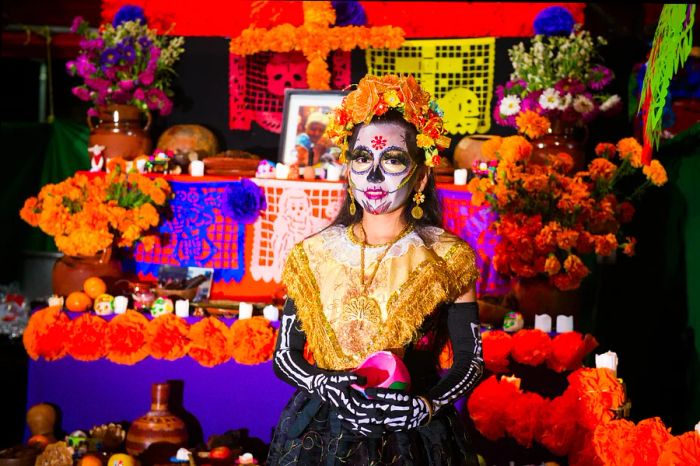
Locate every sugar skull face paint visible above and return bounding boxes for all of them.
[349,123,417,215]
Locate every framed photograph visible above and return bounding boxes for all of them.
[158,265,215,302]
[278,89,347,167]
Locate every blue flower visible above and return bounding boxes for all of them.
[533,6,575,36]
[332,0,367,26]
[118,43,137,64]
[221,179,267,224]
[113,5,147,27]
[138,36,153,49]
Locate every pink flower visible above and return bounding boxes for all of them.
[71,86,91,102]
[138,71,155,86]
[133,88,146,100]
[118,79,135,91]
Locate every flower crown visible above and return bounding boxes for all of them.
[325,74,451,167]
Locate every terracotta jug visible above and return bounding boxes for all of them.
[531,119,588,173]
[126,383,188,456]
[453,134,498,169]
[88,104,152,161]
[512,276,581,326]
[52,248,123,297]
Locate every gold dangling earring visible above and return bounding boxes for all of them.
[411,191,425,220]
[348,188,357,216]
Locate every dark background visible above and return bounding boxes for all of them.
[2,0,698,455]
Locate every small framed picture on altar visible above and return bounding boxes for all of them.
[279,89,347,168]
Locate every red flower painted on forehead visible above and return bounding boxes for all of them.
[371,135,387,150]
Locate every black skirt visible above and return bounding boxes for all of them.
[266,390,479,466]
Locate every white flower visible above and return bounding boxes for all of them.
[539,88,562,110]
[557,93,573,111]
[573,95,595,114]
[600,95,621,112]
[499,95,522,116]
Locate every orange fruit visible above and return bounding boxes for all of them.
[83,276,107,299]
[80,454,103,466]
[27,434,50,449]
[66,291,92,312]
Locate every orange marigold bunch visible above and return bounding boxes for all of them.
[467,135,667,291]
[19,161,171,257]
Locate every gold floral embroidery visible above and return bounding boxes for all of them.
[282,231,479,370]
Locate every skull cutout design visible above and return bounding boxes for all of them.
[438,87,481,134]
[266,52,308,96]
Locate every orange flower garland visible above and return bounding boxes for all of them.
[146,314,191,360]
[105,310,150,365]
[66,313,108,361]
[188,317,233,367]
[657,431,700,466]
[510,329,551,366]
[22,306,70,361]
[482,330,513,373]
[229,2,405,90]
[230,316,278,365]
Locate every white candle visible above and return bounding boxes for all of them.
[189,160,204,177]
[238,302,253,319]
[263,305,279,321]
[175,300,190,317]
[454,168,468,185]
[303,166,315,181]
[113,296,128,314]
[136,158,148,173]
[534,314,552,333]
[275,163,290,179]
[595,351,618,376]
[556,315,574,333]
[326,164,341,181]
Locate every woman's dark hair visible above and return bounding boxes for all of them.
[329,110,443,237]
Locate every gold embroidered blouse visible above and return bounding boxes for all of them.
[282,225,478,370]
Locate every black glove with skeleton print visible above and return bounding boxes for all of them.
[273,299,383,436]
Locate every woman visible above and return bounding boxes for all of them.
[268,74,483,465]
[295,110,331,167]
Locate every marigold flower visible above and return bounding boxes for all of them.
[621,237,636,256]
[616,137,642,168]
[499,136,532,163]
[515,110,551,139]
[642,159,667,186]
[588,157,617,181]
[594,233,618,257]
[556,229,579,250]
[594,143,616,158]
[416,134,435,148]
[544,255,562,276]
[481,136,503,160]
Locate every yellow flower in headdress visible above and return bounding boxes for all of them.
[383,90,402,107]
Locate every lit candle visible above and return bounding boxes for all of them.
[113,296,128,314]
[238,302,253,319]
[136,158,148,173]
[454,168,468,185]
[189,160,204,177]
[534,314,552,333]
[263,305,279,321]
[555,315,574,333]
[595,351,618,376]
[175,300,190,317]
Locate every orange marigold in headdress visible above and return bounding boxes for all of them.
[23,306,70,361]
[230,316,277,365]
[326,74,450,167]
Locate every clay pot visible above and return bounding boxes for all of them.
[156,124,219,158]
[531,119,588,173]
[512,276,581,326]
[126,383,187,457]
[26,403,57,439]
[453,134,498,169]
[52,248,123,297]
[88,104,152,161]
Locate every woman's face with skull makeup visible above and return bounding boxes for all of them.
[348,122,418,215]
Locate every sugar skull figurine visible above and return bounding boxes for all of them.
[503,311,524,333]
[94,294,115,316]
[150,297,174,317]
[89,145,106,172]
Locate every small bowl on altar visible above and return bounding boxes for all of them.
[351,351,411,395]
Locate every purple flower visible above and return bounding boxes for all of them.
[588,65,614,90]
[103,67,118,80]
[521,90,542,112]
[138,36,152,49]
[159,97,173,116]
[100,47,122,66]
[118,43,136,64]
[134,88,146,100]
[111,89,131,104]
[493,101,516,128]
[221,178,267,224]
[70,16,84,34]
[118,79,136,91]
[495,84,505,99]
[505,79,528,95]
[66,61,76,76]
[87,108,99,117]
[79,38,104,50]
[75,55,97,77]
[145,88,167,110]
[554,78,586,96]
[533,6,575,36]
[85,77,111,93]
[71,86,91,102]
[113,5,146,27]
[139,70,155,86]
